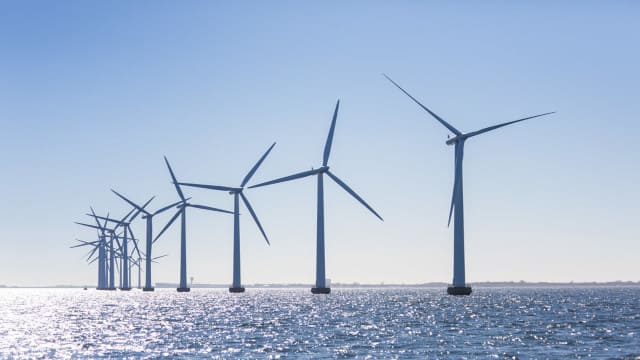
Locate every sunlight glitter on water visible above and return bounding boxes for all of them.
[0,288,638,358]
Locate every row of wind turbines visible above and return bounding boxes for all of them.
[73,75,554,295]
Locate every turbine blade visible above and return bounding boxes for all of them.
[113,208,136,232]
[152,254,168,261]
[89,207,102,229]
[111,190,151,215]
[102,212,109,229]
[326,171,383,221]
[75,222,102,231]
[153,198,188,216]
[153,209,182,244]
[86,245,99,260]
[129,225,142,259]
[240,193,269,245]
[383,74,462,136]
[447,182,457,228]
[448,149,458,227]
[464,112,555,139]
[70,239,99,248]
[114,236,122,252]
[241,142,276,187]
[87,254,99,265]
[128,196,155,223]
[249,168,322,189]
[188,204,234,214]
[177,182,238,192]
[164,156,185,201]
[323,100,340,166]
[86,214,120,224]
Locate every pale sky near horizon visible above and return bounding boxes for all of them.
[1,1,638,286]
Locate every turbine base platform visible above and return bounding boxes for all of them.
[177,287,191,293]
[229,287,245,293]
[447,286,472,296]
[311,287,331,294]
[119,287,131,291]
[142,287,155,292]
[105,287,117,291]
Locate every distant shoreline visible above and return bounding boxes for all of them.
[1,281,639,289]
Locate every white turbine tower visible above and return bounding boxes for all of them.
[250,100,383,294]
[176,143,275,293]
[385,74,554,295]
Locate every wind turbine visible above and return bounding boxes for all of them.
[250,100,383,294]
[159,156,234,292]
[176,143,275,293]
[384,74,554,295]
[77,214,119,290]
[71,237,107,289]
[111,189,186,292]
[131,254,168,289]
[88,197,152,290]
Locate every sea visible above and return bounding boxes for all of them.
[0,287,638,359]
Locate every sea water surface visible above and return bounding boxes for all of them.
[0,287,638,358]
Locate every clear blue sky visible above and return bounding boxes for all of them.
[1,1,638,286]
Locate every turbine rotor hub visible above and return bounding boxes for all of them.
[446,136,462,146]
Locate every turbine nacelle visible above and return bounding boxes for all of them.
[446,136,463,146]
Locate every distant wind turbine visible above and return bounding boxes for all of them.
[177,143,276,293]
[157,157,234,292]
[75,208,123,290]
[87,197,152,290]
[384,74,554,295]
[250,101,383,294]
[70,237,107,289]
[111,189,185,291]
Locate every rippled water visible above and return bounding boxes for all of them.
[0,287,638,358]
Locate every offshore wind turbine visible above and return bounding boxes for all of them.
[159,156,234,292]
[75,209,119,290]
[250,101,383,294]
[111,189,185,292]
[88,197,152,290]
[384,74,554,296]
[71,238,107,289]
[177,143,275,293]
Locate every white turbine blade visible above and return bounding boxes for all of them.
[448,153,458,228]
[188,204,234,214]
[70,239,99,248]
[75,222,103,231]
[153,209,182,244]
[178,182,238,192]
[89,207,103,229]
[100,212,110,231]
[240,192,269,245]
[153,199,188,216]
[383,74,462,136]
[249,168,322,189]
[128,196,155,223]
[111,190,151,216]
[464,112,555,139]
[128,225,142,259]
[326,171,383,221]
[323,100,340,166]
[241,142,276,188]
[164,156,186,201]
